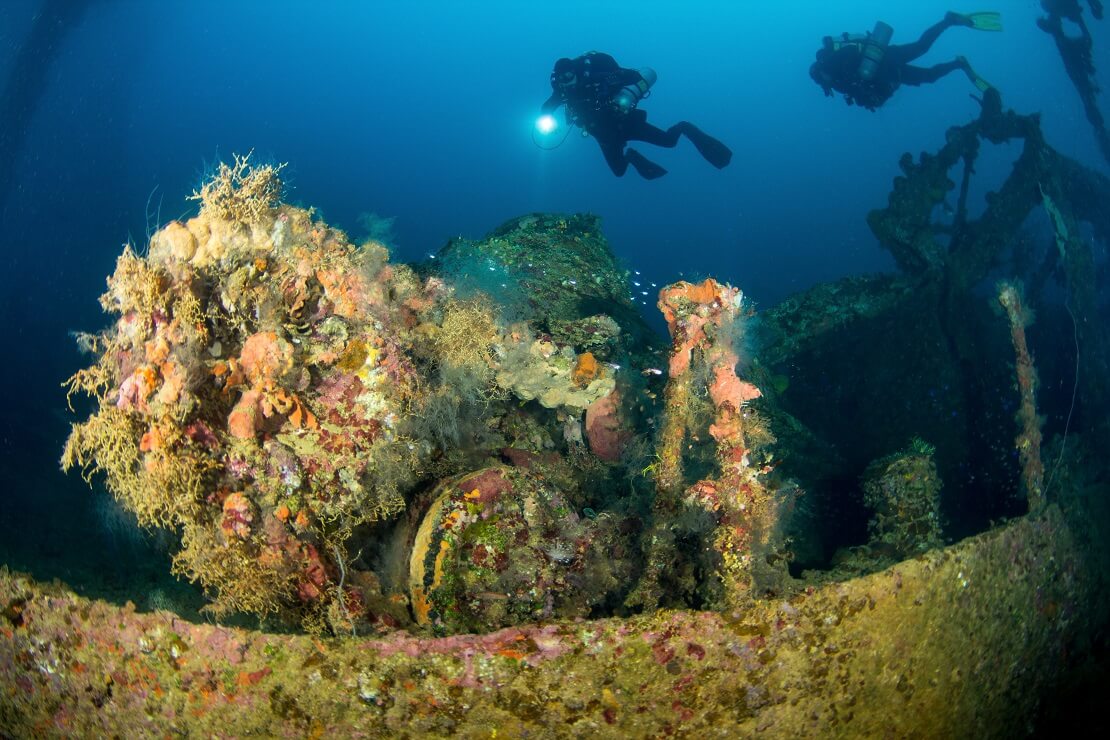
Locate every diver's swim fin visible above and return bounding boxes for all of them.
[958,56,994,92]
[954,11,1003,31]
[626,148,668,180]
[680,125,733,169]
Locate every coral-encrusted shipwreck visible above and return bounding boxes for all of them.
[1,505,1106,736]
[60,155,655,635]
[2,106,1103,734]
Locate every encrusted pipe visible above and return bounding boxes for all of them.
[998,282,1045,512]
[632,279,766,610]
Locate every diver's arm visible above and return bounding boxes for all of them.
[541,92,564,114]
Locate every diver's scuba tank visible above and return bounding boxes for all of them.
[857,21,893,81]
[612,67,657,114]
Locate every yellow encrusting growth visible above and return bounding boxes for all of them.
[432,297,501,374]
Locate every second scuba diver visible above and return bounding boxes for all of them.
[539,52,732,179]
[810,11,1002,111]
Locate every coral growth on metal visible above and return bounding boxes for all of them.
[61,156,653,633]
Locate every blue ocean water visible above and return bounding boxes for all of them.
[0,0,1106,606]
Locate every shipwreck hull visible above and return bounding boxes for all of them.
[2,502,1105,738]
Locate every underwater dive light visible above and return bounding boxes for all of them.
[532,111,573,150]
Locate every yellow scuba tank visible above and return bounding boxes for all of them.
[858,21,893,81]
[612,68,657,114]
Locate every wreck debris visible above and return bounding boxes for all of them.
[868,88,1110,467]
[407,466,631,634]
[3,499,1106,736]
[62,155,670,633]
[998,282,1046,511]
[861,440,945,558]
[629,279,780,611]
[1038,0,1110,166]
[62,155,444,628]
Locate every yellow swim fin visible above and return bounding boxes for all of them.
[959,11,1003,31]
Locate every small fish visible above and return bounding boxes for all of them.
[633,281,641,287]
[642,367,663,376]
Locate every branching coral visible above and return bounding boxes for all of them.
[187,150,285,224]
[431,297,501,377]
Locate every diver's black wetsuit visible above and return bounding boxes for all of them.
[812,14,970,110]
[541,52,732,179]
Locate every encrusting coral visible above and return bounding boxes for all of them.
[998,281,1045,511]
[629,279,782,611]
[26,87,1110,736]
[861,440,944,558]
[62,155,660,632]
[63,154,445,628]
[62,156,837,634]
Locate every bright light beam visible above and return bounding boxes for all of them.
[535,114,557,135]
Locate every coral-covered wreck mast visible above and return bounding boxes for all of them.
[631,278,779,611]
[868,88,1110,487]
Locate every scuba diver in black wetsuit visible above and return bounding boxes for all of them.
[539,52,732,179]
[809,11,1002,111]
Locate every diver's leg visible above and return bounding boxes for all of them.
[886,15,960,65]
[626,117,682,148]
[625,148,667,179]
[666,122,733,169]
[597,136,630,177]
[628,117,732,168]
[597,118,667,178]
[899,60,965,86]
[625,115,731,170]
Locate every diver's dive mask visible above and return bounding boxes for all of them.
[553,70,576,93]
